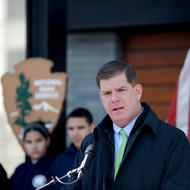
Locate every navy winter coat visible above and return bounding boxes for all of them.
[67,103,190,190]
[11,154,55,190]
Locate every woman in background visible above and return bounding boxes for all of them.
[11,121,55,190]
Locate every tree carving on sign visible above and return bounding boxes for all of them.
[14,73,33,127]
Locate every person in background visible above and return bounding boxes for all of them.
[66,60,190,190]
[11,121,55,190]
[0,162,10,189]
[49,108,95,190]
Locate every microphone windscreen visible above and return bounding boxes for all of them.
[85,144,96,156]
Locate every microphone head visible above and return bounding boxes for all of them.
[78,144,96,177]
[85,144,96,156]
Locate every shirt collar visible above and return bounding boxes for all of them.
[113,107,144,137]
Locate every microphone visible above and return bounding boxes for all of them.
[79,144,96,173]
[67,144,96,178]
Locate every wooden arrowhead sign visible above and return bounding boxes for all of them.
[1,57,67,148]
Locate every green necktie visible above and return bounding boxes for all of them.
[114,129,128,179]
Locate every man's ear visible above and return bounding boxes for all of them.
[135,84,143,100]
[99,92,102,102]
[90,122,95,132]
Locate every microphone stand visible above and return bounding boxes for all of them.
[35,167,82,190]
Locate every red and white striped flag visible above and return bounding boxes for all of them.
[167,49,190,142]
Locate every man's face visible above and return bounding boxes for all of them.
[24,131,50,162]
[99,72,142,128]
[67,117,94,149]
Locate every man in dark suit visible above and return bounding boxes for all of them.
[65,60,190,190]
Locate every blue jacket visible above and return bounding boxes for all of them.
[11,154,55,190]
[67,103,190,190]
[48,143,78,190]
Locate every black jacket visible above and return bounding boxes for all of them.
[66,103,190,190]
[0,163,10,190]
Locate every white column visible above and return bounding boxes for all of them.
[0,0,25,177]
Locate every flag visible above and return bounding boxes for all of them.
[167,49,190,142]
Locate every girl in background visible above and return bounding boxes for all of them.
[11,121,55,190]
